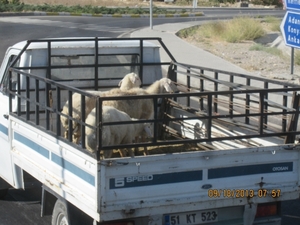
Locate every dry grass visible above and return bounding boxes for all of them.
[178,17,266,43]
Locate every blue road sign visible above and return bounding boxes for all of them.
[285,0,300,11]
[280,11,300,48]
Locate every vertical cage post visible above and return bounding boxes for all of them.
[56,86,61,137]
[26,76,30,121]
[214,72,218,114]
[259,91,265,135]
[17,72,21,117]
[94,37,99,90]
[207,93,212,140]
[282,85,288,132]
[187,68,191,107]
[67,90,73,142]
[245,78,250,125]
[96,98,102,160]
[139,39,144,83]
[263,81,268,129]
[200,69,204,111]
[229,74,234,118]
[35,79,40,125]
[80,94,86,148]
[45,41,52,130]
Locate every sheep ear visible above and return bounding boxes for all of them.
[144,124,153,137]
[164,81,178,93]
[130,75,141,86]
[163,83,173,93]
[130,76,137,84]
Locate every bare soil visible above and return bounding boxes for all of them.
[182,35,300,84]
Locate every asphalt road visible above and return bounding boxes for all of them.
[0,9,299,225]
[0,8,285,63]
[0,186,51,225]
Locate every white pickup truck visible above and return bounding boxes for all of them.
[0,37,300,225]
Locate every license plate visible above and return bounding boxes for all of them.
[164,210,218,225]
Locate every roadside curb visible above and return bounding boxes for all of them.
[0,11,204,17]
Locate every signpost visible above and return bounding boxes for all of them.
[280,0,300,74]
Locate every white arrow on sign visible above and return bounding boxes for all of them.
[280,11,300,49]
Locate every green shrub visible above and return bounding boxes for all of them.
[0,0,9,4]
[177,25,200,38]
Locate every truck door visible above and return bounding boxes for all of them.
[0,49,22,188]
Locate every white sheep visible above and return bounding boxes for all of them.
[118,72,141,91]
[60,92,98,142]
[100,77,178,155]
[101,77,178,120]
[85,106,152,158]
[60,72,141,143]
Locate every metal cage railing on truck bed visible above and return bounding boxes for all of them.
[7,67,300,160]
[6,37,300,160]
[167,61,300,145]
[8,37,176,87]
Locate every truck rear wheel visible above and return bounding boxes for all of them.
[52,199,69,225]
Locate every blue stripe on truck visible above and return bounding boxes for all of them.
[0,123,8,136]
[110,170,203,189]
[14,132,50,158]
[51,153,95,186]
[14,132,95,186]
[208,162,293,179]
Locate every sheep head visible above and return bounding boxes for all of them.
[159,78,179,93]
[143,123,153,139]
[118,72,142,90]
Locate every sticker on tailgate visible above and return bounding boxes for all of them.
[164,210,218,225]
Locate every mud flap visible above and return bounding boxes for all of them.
[243,203,257,225]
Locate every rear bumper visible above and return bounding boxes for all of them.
[253,216,281,225]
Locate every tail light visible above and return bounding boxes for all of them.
[255,202,279,218]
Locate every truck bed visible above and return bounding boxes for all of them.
[7,38,300,159]
[10,113,300,221]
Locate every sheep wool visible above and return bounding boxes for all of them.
[60,72,142,143]
[85,106,152,158]
[101,78,178,120]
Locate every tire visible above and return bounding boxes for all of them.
[51,199,69,225]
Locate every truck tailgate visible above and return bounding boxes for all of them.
[101,144,300,221]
